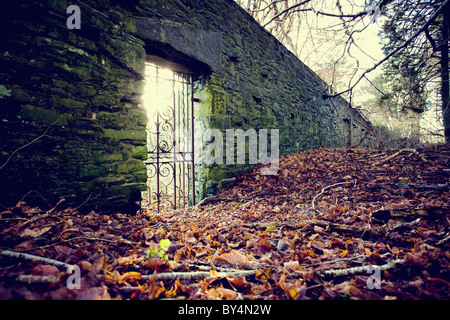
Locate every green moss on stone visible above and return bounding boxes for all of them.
[80,165,107,179]
[21,105,59,124]
[102,128,146,142]
[102,152,124,162]
[0,85,12,99]
[97,112,119,123]
[52,95,87,109]
[209,167,227,181]
[116,159,146,174]
[131,145,147,160]
[123,15,137,34]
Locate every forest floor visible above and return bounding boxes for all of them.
[0,146,449,300]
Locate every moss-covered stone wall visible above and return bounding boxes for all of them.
[0,1,148,213]
[0,0,372,213]
[127,0,373,197]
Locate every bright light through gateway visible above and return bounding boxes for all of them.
[142,62,175,118]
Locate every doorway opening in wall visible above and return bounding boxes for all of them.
[142,59,196,213]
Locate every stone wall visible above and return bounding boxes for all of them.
[127,0,373,197]
[0,1,148,213]
[0,0,372,213]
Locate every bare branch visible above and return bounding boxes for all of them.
[326,0,450,99]
[262,0,313,27]
[363,75,390,98]
[0,119,59,171]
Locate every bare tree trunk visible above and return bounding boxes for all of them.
[442,2,450,144]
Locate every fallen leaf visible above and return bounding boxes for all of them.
[255,238,277,253]
[284,260,302,272]
[141,258,171,272]
[145,272,165,300]
[207,287,238,300]
[83,286,112,300]
[20,226,51,238]
[117,255,144,266]
[340,249,348,258]
[278,274,306,300]
[119,271,142,284]
[213,249,249,266]
[165,279,188,298]
[32,264,60,276]
[314,225,325,233]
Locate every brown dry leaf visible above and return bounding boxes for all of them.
[20,226,52,238]
[165,279,188,298]
[256,238,277,253]
[117,255,144,266]
[340,249,349,258]
[104,270,121,284]
[31,264,60,276]
[59,227,81,239]
[182,230,197,244]
[145,272,166,300]
[213,249,249,266]
[206,287,221,300]
[207,287,238,300]
[174,245,196,262]
[79,261,93,271]
[314,225,325,234]
[333,281,363,298]
[278,274,306,300]
[226,275,250,291]
[119,271,142,284]
[142,258,171,272]
[216,287,239,300]
[252,282,271,295]
[284,260,302,272]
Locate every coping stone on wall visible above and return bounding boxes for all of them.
[134,17,222,73]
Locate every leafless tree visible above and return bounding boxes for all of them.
[235,0,450,144]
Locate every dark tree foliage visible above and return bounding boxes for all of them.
[375,0,450,141]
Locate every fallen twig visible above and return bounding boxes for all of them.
[311,181,352,209]
[318,259,405,278]
[372,149,427,167]
[390,218,421,231]
[252,219,384,237]
[21,200,66,228]
[16,274,60,284]
[296,219,384,238]
[1,250,257,283]
[149,269,258,281]
[47,199,65,215]
[1,250,73,270]
[436,234,450,246]
[34,236,134,251]
[70,194,91,213]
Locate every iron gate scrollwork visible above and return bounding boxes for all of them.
[144,63,195,212]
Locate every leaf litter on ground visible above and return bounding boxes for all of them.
[0,145,449,300]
